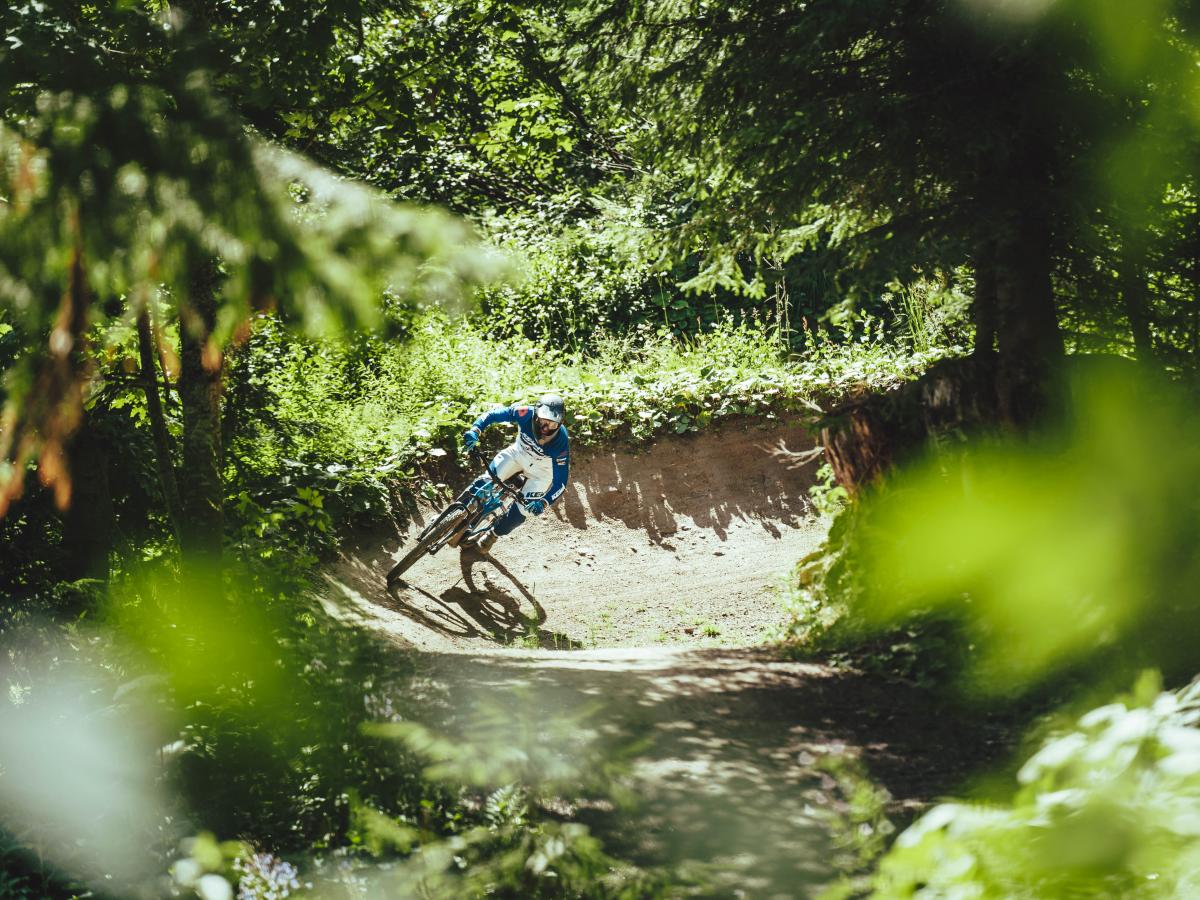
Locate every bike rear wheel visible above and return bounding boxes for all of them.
[386,504,471,584]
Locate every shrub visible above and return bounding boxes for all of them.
[222,310,946,562]
[875,673,1200,899]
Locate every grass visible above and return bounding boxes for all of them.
[224,311,952,560]
[579,610,615,649]
[518,628,540,650]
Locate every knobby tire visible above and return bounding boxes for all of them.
[387,504,470,584]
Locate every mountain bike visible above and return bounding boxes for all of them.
[386,450,527,586]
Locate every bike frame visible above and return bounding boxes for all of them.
[457,464,526,542]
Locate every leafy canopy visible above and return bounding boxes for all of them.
[0,0,502,512]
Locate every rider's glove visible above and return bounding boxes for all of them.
[525,498,547,516]
[462,427,480,452]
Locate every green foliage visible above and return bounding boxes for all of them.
[874,673,1200,899]
[317,817,665,898]
[860,367,1200,694]
[168,833,272,900]
[352,686,668,898]
[0,482,64,594]
[808,462,850,519]
[567,0,1200,379]
[216,309,940,563]
[1,548,684,898]
[16,2,1200,896]
[787,364,1200,698]
[230,484,335,570]
[476,209,800,347]
[785,366,1200,896]
[476,212,673,345]
[881,272,973,356]
[237,1,609,214]
[782,498,973,689]
[0,0,502,508]
[0,0,495,336]
[0,563,455,893]
[814,753,899,900]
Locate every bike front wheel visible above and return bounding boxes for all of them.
[386,503,471,585]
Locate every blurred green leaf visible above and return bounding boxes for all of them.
[851,365,1200,693]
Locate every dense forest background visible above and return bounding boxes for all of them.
[2,0,1200,897]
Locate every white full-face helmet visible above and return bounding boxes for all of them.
[533,393,565,439]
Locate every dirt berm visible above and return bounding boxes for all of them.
[327,420,824,650]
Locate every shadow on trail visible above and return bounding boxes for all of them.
[378,552,583,650]
[391,647,1011,898]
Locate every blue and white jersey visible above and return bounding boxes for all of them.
[472,404,570,504]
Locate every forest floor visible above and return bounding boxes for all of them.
[324,422,1013,897]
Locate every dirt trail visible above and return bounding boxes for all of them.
[398,646,999,898]
[323,423,1006,897]
[329,421,823,651]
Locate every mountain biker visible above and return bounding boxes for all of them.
[460,393,570,554]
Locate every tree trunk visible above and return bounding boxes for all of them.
[973,237,998,361]
[1192,220,1200,363]
[178,259,224,563]
[60,412,114,583]
[151,300,176,409]
[820,356,994,495]
[1119,250,1154,365]
[137,305,184,541]
[991,208,1064,427]
[50,238,115,588]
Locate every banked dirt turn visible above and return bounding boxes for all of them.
[323,422,1004,897]
[329,420,824,650]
